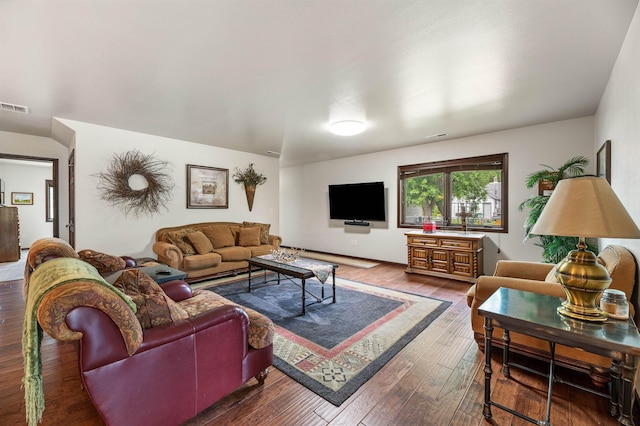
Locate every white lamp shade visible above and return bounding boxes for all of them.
[530,176,640,239]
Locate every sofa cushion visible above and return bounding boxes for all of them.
[78,249,127,275]
[249,244,275,257]
[164,228,197,256]
[243,221,270,245]
[202,225,236,249]
[213,246,252,262]
[187,231,213,254]
[112,269,189,329]
[182,252,222,270]
[180,289,274,349]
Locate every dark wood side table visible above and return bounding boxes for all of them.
[479,287,640,426]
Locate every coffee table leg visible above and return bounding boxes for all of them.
[301,277,306,316]
[332,267,336,303]
[248,266,252,292]
[483,317,493,419]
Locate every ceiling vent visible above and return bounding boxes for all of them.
[0,102,30,114]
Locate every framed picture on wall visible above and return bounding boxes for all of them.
[597,139,611,184]
[11,192,33,205]
[187,165,229,208]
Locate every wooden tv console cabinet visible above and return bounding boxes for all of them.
[405,231,484,283]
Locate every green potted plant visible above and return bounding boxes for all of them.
[232,163,267,211]
[519,156,597,263]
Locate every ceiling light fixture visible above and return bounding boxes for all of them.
[329,120,366,136]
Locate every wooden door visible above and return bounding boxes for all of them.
[67,150,75,248]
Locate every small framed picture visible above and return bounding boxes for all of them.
[187,165,229,209]
[597,140,611,184]
[11,192,34,205]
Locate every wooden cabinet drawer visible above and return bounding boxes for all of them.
[440,239,473,249]
[408,236,439,247]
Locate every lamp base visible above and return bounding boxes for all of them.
[557,302,608,322]
[555,246,612,323]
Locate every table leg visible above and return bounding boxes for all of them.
[619,353,638,426]
[483,317,494,419]
[332,267,336,303]
[610,359,622,418]
[542,342,555,426]
[502,329,511,378]
[248,266,252,292]
[301,277,306,316]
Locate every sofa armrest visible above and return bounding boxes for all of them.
[494,260,555,281]
[161,279,193,302]
[268,234,282,249]
[152,241,183,269]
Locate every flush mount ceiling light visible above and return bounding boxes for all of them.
[329,120,366,136]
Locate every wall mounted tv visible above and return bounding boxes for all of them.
[328,181,386,226]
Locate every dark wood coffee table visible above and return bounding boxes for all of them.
[479,287,640,425]
[247,256,338,316]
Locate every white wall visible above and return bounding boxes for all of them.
[0,161,53,247]
[596,5,640,262]
[59,120,280,258]
[281,116,595,273]
[0,130,70,242]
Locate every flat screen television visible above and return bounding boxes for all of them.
[328,181,386,225]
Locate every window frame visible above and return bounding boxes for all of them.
[397,153,508,233]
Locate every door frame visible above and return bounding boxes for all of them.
[0,153,59,238]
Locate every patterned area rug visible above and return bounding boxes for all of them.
[206,276,451,406]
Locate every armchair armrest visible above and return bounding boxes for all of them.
[152,241,183,269]
[494,260,555,281]
[473,275,566,306]
[161,279,193,302]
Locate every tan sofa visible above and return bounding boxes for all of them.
[153,221,282,282]
[466,245,637,384]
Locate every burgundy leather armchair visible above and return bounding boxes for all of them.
[63,279,273,425]
[26,238,273,426]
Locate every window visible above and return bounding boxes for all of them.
[398,153,508,232]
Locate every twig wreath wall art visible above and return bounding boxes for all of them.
[96,150,175,217]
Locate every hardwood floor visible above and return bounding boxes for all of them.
[0,262,630,425]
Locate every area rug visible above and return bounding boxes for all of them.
[206,276,451,406]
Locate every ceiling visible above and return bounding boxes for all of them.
[1,1,637,167]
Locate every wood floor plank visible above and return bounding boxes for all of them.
[1,260,635,426]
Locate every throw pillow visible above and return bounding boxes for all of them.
[164,229,197,256]
[238,227,261,247]
[242,221,270,245]
[187,231,214,254]
[202,225,235,249]
[78,249,127,275]
[112,269,189,329]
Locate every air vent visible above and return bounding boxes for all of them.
[0,102,30,114]
[425,133,447,139]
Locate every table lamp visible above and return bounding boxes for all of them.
[530,176,640,321]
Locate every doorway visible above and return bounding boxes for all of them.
[0,154,59,244]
